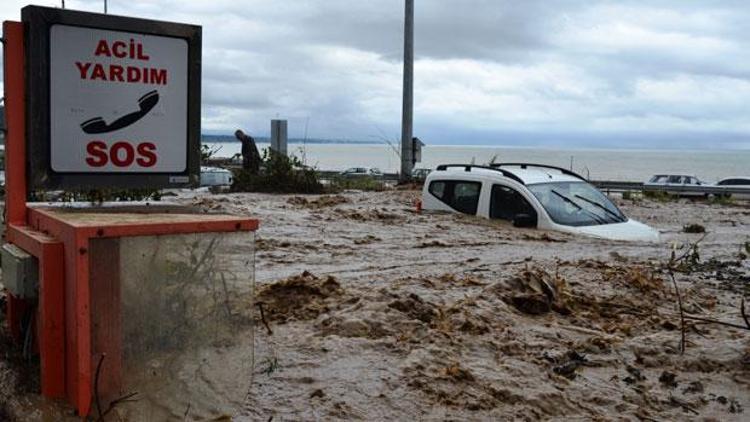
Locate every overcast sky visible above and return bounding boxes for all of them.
[2,0,750,148]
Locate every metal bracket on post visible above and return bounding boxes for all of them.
[412,137,424,165]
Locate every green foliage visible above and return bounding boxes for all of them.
[329,176,386,192]
[621,191,642,202]
[231,149,324,194]
[708,194,734,206]
[682,223,706,234]
[643,190,676,202]
[739,242,749,261]
[31,188,161,203]
[201,143,222,162]
[260,356,280,376]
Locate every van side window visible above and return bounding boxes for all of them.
[452,182,481,214]
[490,184,537,222]
[428,180,481,215]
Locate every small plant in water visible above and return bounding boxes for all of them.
[260,357,280,376]
[329,175,386,192]
[683,223,706,234]
[643,190,676,202]
[709,195,734,206]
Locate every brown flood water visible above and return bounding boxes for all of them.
[1,190,749,421]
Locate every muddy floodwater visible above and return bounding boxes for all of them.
[1,190,749,421]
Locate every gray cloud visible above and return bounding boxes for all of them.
[1,0,749,147]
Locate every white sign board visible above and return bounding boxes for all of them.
[50,24,188,172]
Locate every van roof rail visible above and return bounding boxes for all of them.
[434,164,525,185]
[489,163,587,181]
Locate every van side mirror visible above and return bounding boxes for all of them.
[513,213,536,228]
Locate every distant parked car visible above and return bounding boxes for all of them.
[200,166,233,187]
[645,174,707,197]
[411,168,432,182]
[339,167,382,178]
[714,177,750,199]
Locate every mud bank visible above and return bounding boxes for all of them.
[1,191,749,420]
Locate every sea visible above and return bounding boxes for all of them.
[203,141,750,182]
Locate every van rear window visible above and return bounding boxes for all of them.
[428,180,481,215]
[429,181,446,199]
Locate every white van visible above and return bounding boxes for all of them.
[422,163,659,242]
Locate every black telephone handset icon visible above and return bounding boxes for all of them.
[80,90,159,134]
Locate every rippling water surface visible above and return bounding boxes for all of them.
[205,142,750,182]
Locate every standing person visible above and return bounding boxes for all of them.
[234,129,261,174]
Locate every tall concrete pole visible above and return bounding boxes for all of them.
[400,0,414,183]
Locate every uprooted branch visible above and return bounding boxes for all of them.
[668,269,687,354]
[94,352,140,422]
[256,302,273,335]
[100,392,140,420]
[682,313,750,331]
[668,233,707,272]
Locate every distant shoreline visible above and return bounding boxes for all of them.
[201,135,372,145]
[201,137,750,153]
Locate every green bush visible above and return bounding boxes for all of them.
[201,143,222,163]
[31,188,161,203]
[329,176,386,192]
[643,190,675,202]
[231,149,324,194]
[708,194,734,206]
[683,223,706,234]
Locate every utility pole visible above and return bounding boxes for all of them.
[104,0,108,14]
[399,0,414,183]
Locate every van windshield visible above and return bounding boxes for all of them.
[527,182,627,227]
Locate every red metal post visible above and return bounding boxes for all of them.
[89,238,122,405]
[5,20,66,400]
[3,21,29,343]
[3,22,27,225]
[8,225,66,398]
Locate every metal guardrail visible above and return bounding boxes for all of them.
[591,181,643,192]
[593,181,750,196]
[202,159,750,196]
[316,170,400,181]
[642,184,750,195]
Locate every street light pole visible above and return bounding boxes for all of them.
[399,0,414,183]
